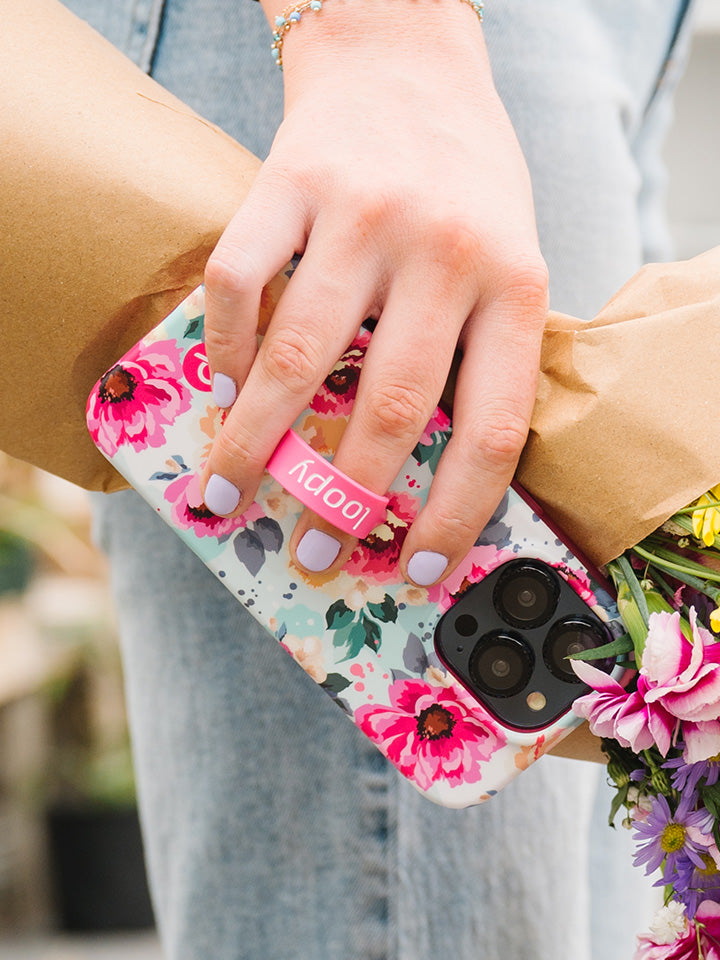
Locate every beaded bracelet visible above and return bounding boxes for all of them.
[271,0,484,69]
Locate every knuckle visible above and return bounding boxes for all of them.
[431,217,485,269]
[426,505,480,543]
[352,188,406,237]
[364,382,430,442]
[498,255,550,315]
[212,423,260,474]
[260,328,323,392]
[204,250,259,300]
[203,325,238,357]
[466,409,530,472]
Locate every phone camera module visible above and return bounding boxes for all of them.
[468,630,534,698]
[493,561,560,629]
[543,616,612,683]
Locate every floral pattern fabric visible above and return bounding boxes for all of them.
[87,286,622,807]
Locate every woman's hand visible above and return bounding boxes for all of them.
[200,0,548,584]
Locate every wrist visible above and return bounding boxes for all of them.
[260,0,490,87]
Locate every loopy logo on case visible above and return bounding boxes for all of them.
[266,430,389,538]
[182,343,212,392]
[287,458,373,532]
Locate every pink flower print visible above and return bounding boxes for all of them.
[355,678,506,791]
[417,406,452,445]
[164,471,257,538]
[641,609,720,727]
[571,660,678,755]
[426,545,517,611]
[88,340,191,457]
[309,331,370,418]
[553,562,598,606]
[344,491,420,583]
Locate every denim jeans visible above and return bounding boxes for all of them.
[64,0,694,956]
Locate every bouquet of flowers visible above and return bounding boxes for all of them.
[569,486,720,959]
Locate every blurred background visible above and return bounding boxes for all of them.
[1,2,719,958]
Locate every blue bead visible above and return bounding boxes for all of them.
[271,47,280,59]
[289,11,301,20]
[310,1,322,10]
[274,15,286,26]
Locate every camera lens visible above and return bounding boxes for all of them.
[493,561,559,629]
[468,630,534,698]
[543,617,612,683]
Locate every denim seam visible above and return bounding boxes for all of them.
[643,0,697,120]
[126,0,168,73]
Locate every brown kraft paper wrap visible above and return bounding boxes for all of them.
[1,1,719,571]
[517,246,720,567]
[0,0,276,492]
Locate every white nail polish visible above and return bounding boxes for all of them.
[204,474,241,516]
[407,551,448,586]
[212,372,237,408]
[296,529,342,572]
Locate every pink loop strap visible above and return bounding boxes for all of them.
[266,430,389,538]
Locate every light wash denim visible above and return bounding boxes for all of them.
[64,0,694,956]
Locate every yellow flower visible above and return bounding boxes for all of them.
[692,483,720,547]
[711,607,720,634]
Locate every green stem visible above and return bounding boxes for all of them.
[672,499,720,515]
[617,554,650,625]
[633,545,720,589]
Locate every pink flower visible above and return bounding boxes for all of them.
[641,610,720,725]
[87,340,191,456]
[572,609,720,759]
[682,719,720,764]
[634,901,720,960]
[344,491,420,583]
[164,471,259,538]
[571,660,678,755]
[354,678,506,791]
[309,332,370,418]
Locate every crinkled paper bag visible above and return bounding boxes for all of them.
[517,247,720,568]
[0,0,272,492]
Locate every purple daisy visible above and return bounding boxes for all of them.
[675,847,720,918]
[665,750,720,794]
[633,793,714,884]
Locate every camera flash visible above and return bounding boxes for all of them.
[526,691,546,712]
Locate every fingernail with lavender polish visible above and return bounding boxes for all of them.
[296,529,342,572]
[212,372,237,408]
[407,551,448,586]
[204,474,241,516]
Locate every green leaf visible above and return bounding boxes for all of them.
[330,622,355,653]
[607,783,630,828]
[608,557,650,664]
[184,317,204,340]
[345,620,370,660]
[366,594,398,623]
[326,599,354,630]
[411,431,446,472]
[618,554,650,625]
[362,615,382,653]
[567,633,634,662]
[321,673,352,694]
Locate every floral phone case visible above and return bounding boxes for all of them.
[87,285,623,808]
